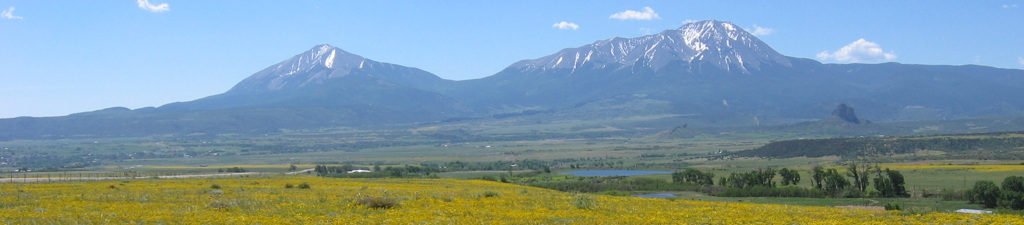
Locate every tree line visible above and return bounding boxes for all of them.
[673,162,908,198]
[968,176,1024,210]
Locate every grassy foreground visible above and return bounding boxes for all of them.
[0,176,1020,224]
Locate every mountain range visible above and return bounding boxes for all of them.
[2,20,1023,139]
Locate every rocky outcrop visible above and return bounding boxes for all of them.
[830,104,861,124]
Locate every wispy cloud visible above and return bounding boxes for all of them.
[137,0,170,13]
[610,7,659,20]
[816,39,897,63]
[1018,57,1024,65]
[750,25,775,36]
[552,21,579,30]
[1003,4,1019,8]
[2,6,23,19]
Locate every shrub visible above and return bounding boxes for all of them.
[1000,176,1024,210]
[596,190,630,196]
[356,196,400,209]
[482,190,500,198]
[210,184,222,189]
[431,193,454,202]
[284,183,294,189]
[572,195,598,210]
[940,188,966,201]
[884,203,902,211]
[208,200,232,211]
[843,189,865,198]
[699,185,724,195]
[999,191,1024,210]
[298,182,311,189]
[970,181,1001,208]
[715,186,825,198]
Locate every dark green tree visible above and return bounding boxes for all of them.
[845,162,870,192]
[673,168,715,186]
[779,168,801,186]
[811,165,825,190]
[872,168,908,198]
[723,168,776,188]
[823,169,850,196]
[1000,176,1024,209]
[886,169,908,197]
[970,181,1001,208]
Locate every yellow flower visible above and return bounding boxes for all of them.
[0,176,1020,224]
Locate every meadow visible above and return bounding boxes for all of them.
[4,119,1024,223]
[1,175,1022,224]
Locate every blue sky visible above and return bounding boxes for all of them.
[0,1,1022,118]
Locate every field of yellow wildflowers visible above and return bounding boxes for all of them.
[0,176,1020,224]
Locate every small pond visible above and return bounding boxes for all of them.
[631,193,679,198]
[560,170,673,177]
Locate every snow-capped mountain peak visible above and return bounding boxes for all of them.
[280,44,360,75]
[228,44,372,92]
[511,20,791,74]
[225,44,447,94]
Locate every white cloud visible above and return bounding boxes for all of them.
[2,6,23,19]
[1018,57,1024,65]
[1003,4,1019,8]
[750,25,775,36]
[816,39,897,63]
[610,7,659,20]
[137,0,170,13]
[552,21,579,30]
[683,19,698,24]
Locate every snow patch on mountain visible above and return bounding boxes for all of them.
[231,44,371,91]
[324,49,337,69]
[511,20,791,74]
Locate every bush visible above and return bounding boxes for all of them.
[482,190,500,198]
[884,203,902,211]
[699,185,725,195]
[970,181,1001,208]
[596,190,630,196]
[356,196,400,209]
[224,167,247,173]
[843,189,865,198]
[298,182,311,189]
[208,200,232,211]
[715,186,825,198]
[572,195,598,210]
[940,188,966,201]
[284,183,294,189]
[210,184,222,189]
[431,193,454,202]
[1000,176,1024,210]
[999,191,1024,210]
